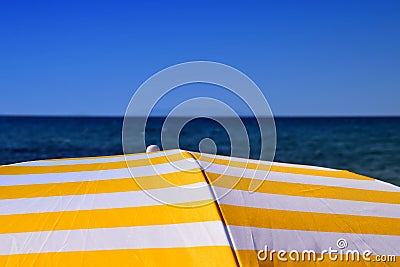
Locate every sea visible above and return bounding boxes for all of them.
[0,116,399,186]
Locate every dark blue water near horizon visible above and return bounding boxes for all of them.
[0,116,399,186]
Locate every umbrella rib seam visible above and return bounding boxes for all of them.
[186,151,241,267]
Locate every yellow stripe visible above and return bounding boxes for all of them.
[207,173,400,204]
[27,152,143,163]
[0,202,217,234]
[0,247,237,267]
[0,170,204,200]
[236,250,398,267]
[220,204,400,235]
[0,151,193,175]
[196,154,373,180]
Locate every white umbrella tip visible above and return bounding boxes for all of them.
[146,145,160,153]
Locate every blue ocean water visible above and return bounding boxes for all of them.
[0,116,399,186]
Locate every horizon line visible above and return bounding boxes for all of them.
[1,114,400,119]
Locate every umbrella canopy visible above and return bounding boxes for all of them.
[0,149,398,266]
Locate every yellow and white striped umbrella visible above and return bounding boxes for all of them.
[0,149,398,266]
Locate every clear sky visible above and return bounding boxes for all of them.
[1,0,399,116]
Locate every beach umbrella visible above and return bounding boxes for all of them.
[0,149,398,266]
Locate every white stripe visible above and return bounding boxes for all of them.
[230,226,400,256]
[191,152,337,171]
[0,221,229,255]
[10,150,183,167]
[200,162,400,192]
[0,158,198,186]
[214,187,400,219]
[0,182,213,215]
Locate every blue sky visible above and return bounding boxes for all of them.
[1,0,399,116]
